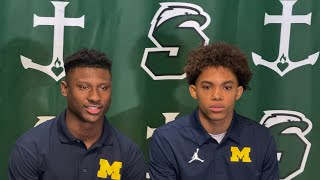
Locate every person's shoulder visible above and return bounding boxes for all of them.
[110,126,142,152]
[109,126,145,167]
[237,114,272,137]
[155,113,192,134]
[107,126,146,178]
[237,114,266,128]
[15,118,56,147]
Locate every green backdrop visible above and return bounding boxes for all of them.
[1,0,319,179]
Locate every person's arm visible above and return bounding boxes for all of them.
[8,144,39,180]
[149,131,177,180]
[260,136,279,180]
[122,144,146,180]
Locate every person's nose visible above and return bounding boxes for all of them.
[88,88,101,102]
[211,88,223,101]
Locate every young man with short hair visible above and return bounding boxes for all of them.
[149,42,279,180]
[9,49,146,180]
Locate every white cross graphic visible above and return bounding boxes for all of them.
[252,0,318,76]
[21,1,85,81]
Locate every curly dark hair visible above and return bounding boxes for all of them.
[184,42,252,90]
[64,48,112,76]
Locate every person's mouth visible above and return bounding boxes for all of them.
[209,105,225,112]
[85,106,102,114]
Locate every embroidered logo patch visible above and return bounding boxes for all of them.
[189,148,204,163]
[230,146,252,163]
[97,159,122,180]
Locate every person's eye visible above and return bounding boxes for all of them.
[224,86,232,90]
[202,85,211,90]
[79,85,89,90]
[99,86,108,91]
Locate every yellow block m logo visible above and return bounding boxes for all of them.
[230,146,252,162]
[97,159,122,180]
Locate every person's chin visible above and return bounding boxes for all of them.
[207,112,226,122]
[81,113,103,123]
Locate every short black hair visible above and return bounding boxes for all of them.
[184,42,252,90]
[64,48,112,76]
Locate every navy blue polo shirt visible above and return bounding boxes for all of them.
[9,110,145,180]
[149,109,279,180]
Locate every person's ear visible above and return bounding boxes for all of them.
[236,86,244,100]
[189,85,197,100]
[60,81,68,97]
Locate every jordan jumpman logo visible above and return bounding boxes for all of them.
[189,148,204,163]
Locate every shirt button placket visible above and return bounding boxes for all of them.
[215,154,225,175]
[79,150,91,180]
[79,166,90,180]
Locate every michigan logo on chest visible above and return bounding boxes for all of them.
[97,159,122,180]
[230,146,252,163]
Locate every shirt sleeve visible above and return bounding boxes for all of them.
[260,136,279,180]
[149,131,177,180]
[8,144,39,180]
[122,143,146,180]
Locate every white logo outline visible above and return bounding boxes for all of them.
[188,148,204,163]
[260,110,312,180]
[141,2,211,80]
[20,1,85,81]
[252,0,318,76]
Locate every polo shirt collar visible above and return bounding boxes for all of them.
[96,119,114,146]
[190,109,212,146]
[57,109,114,146]
[190,108,242,146]
[57,110,75,143]
[224,111,242,144]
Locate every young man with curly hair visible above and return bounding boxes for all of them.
[149,42,279,180]
[9,49,145,180]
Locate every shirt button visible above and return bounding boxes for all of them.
[83,168,87,173]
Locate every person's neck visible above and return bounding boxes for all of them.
[65,113,104,149]
[199,111,233,135]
